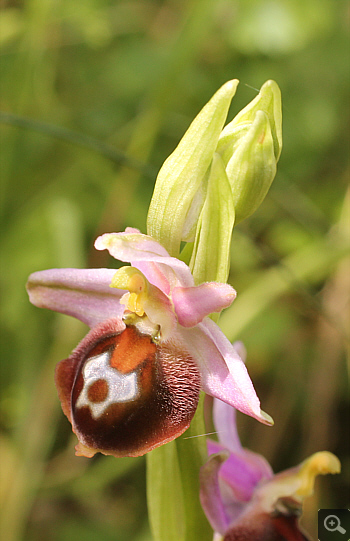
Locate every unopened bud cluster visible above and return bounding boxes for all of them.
[147,79,282,285]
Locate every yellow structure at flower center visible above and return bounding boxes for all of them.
[110,266,149,317]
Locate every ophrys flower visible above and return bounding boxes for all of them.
[27,228,272,458]
[200,393,340,540]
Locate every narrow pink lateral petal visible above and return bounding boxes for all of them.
[94,232,194,290]
[26,268,125,328]
[133,261,172,296]
[199,451,231,535]
[172,283,236,327]
[178,320,271,425]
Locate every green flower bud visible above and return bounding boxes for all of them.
[147,80,239,257]
[216,80,282,224]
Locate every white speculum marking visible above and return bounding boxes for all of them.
[75,350,139,419]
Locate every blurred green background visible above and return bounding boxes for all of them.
[0,0,349,540]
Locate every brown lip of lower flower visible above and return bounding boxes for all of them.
[56,318,201,458]
[223,511,311,541]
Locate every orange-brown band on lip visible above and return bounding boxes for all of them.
[109,326,156,373]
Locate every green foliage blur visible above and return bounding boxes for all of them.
[0,1,348,540]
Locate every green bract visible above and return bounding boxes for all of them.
[189,152,235,287]
[147,79,239,258]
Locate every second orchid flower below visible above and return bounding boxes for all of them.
[200,395,340,541]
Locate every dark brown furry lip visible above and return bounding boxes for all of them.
[56,321,200,458]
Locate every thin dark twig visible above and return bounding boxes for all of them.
[0,111,157,178]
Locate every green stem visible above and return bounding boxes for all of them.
[146,395,212,541]
[176,395,212,541]
[146,440,186,541]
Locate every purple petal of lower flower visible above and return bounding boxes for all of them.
[199,451,231,535]
[26,268,125,327]
[208,439,273,503]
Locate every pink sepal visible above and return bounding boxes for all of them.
[94,231,194,292]
[26,268,125,327]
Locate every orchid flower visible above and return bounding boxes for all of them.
[26,228,272,459]
[200,394,340,541]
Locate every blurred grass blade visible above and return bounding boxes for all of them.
[0,111,155,176]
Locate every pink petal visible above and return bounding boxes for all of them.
[94,232,194,292]
[177,319,272,424]
[199,451,231,535]
[172,283,236,327]
[208,439,273,503]
[134,261,173,296]
[26,268,125,327]
[213,396,242,452]
[124,227,140,234]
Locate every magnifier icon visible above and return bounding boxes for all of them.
[324,515,346,534]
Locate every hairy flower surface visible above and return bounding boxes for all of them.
[200,394,340,540]
[27,228,272,458]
